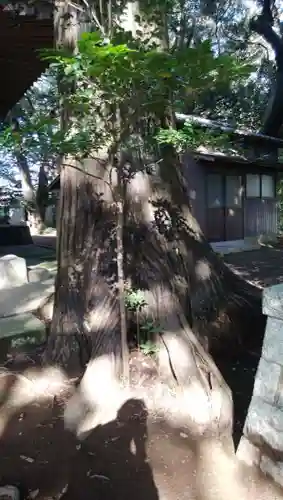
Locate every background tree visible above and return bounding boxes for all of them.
[250,0,283,136]
[174,0,275,129]
[0,69,59,227]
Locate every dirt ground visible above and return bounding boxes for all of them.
[224,244,283,288]
[1,240,283,499]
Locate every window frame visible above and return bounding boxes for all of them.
[261,174,276,199]
[245,173,261,199]
[245,173,276,200]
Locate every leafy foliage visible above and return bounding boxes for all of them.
[125,288,147,312]
[41,31,252,160]
[156,121,230,153]
[0,70,59,196]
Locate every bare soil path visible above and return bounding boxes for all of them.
[0,240,282,499]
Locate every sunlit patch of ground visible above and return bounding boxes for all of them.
[0,365,69,439]
[0,354,282,500]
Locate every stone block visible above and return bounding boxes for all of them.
[9,206,26,225]
[263,283,283,320]
[236,436,261,466]
[0,486,20,500]
[28,266,52,283]
[253,358,281,405]
[245,396,283,457]
[260,454,283,488]
[0,279,54,318]
[0,313,45,340]
[0,254,28,290]
[262,317,283,365]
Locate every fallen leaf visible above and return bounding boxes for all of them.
[29,488,39,499]
[180,432,188,439]
[20,455,34,463]
[89,474,110,481]
[57,484,68,499]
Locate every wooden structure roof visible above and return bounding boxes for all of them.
[0,9,54,119]
[176,113,283,147]
[48,148,283,194]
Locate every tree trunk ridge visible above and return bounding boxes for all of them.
[45,153,264,376]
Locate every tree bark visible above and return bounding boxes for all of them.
[35,164,49,227]
[16,152,49,230]
[45,152,264,377]
[16,151,34,204]
[44,160,123,374]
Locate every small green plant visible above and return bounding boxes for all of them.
[140,320,162,338]
[124,289,147,311]
[124,288,161,355]
[140,321,162,356]
[140,340,159,356]
[125,288,147,349]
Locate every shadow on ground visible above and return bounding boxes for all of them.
[0,374,283,500]
[0,245,56,267]
[0,244,282,497]
[224,246,283,288]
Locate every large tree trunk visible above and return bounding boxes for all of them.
[44,152,264,375]
[44,159,123,373]
[43,154,267,500]
[45,153,269,499]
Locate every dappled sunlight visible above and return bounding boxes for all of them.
[64,354,130,437]
[0,278,54,317]
[63,375,232,442]
[128,174,156,223]
[63,329,233,442]
[0,366,67,438]
[157,332,196,382]
[195,259,212,281]
[127,171,152,202]
[139,284,177,323]
[194,438,283,500]
[86,300,116,332]
[64,157,114,203]
[62,373,283,499]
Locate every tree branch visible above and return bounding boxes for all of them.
[250,0,283,61]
